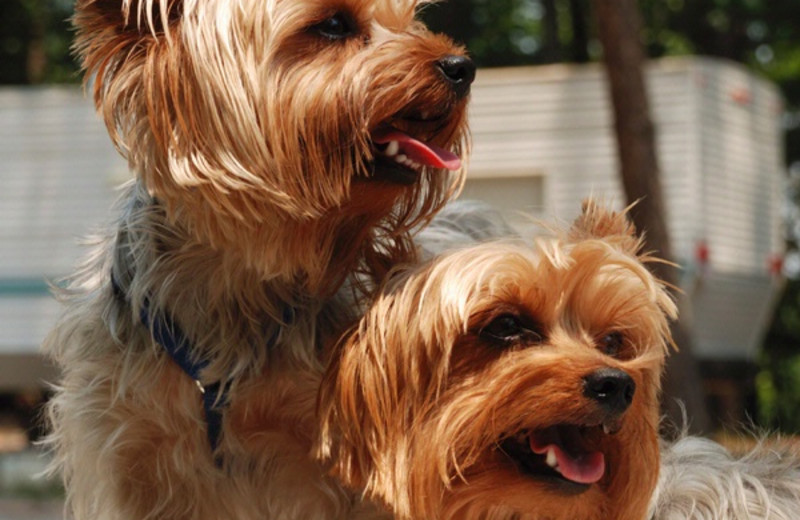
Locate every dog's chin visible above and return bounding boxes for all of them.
[498,423,616,496]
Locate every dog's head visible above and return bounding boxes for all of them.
[318,201,677,519]
[74,0,471,285]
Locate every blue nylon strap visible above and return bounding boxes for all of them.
[138,300,227,455]
[201,381,224,456]
[111,274,227,460]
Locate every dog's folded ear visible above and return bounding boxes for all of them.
[568,198,643,257]
[73,0,184,117]
[75,0,182,37]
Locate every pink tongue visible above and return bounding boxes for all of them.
[530,438,606,485]
[372,128,461,171]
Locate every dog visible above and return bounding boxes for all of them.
[43,0,472,518]
[318,201,678,520]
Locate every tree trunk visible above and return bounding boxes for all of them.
[569,0,590,63]
[541,0,562,63]
[25,0,47,84]
[590,0,711,434]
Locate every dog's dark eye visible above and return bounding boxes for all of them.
[480,313,543,345]
[313,12,358,40]
[599,331,625,357]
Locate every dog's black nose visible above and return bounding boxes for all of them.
[437,55,476,98]
[583,368,636,415]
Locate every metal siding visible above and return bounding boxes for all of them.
[462,176,546,236]
[467,57,785,360]
[0,297,62,353]
[0,87,126,278]
[696,59,785,276]
[0,87,126,360]
[689,273,782,360]
[470,60,696,256]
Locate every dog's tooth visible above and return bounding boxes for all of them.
[385,141,399,156]
[546,447,558,468]
[603,423,611,435]
[401,157,420,170]
[395,154,407,163]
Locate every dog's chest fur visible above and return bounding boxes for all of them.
[44,181,388,519]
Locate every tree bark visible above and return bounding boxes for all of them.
[569,0,590,63]
[590,0,711,434]
[25,0,47,84]
[541,0,562,63]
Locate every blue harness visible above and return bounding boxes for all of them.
[111,275,227,458]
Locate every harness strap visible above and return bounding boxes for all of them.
[111,274,227,459]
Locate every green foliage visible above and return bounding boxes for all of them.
[0,0,78,84]
[422,0,545,67]
[758,281,800,431]
[422,0,594,67]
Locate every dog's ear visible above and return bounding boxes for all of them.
[317,265,447,509]
[73,0,191,192]
[317,309,403,494]
[74,0,182,38]
[568,198,643,256]
[316,332,376,491]
[73,0,183,91]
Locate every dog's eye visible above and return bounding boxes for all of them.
[599,331,625,357]
[480,313,543,345]
[313,12,358,40]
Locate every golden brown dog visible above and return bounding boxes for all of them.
[43,1,472,518]
[319,202,677,520]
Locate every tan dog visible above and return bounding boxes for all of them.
[319,201,677,520]
[43,0,472,518]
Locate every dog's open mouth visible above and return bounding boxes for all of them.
[369,126,461,184]
[500,424,613,492]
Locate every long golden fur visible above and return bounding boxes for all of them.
[43,0,471,518]
[318,201,678,520]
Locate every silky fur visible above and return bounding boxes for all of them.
[43,0,469,519]
[650,433,800,520]
[72,0,468,288]
[318,201,678,520]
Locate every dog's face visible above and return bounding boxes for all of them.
[318,202,677,520]
[74,0,471,282]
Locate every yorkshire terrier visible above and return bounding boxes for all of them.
[318,201,678,520]
[43,0,472,518]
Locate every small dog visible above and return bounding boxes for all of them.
[44,0,472,518]
[318,201,678,520]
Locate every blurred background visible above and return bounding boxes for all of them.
[1,0,799,516]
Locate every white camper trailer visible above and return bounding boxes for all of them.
[465,56,786,362]
[0,87,124,391]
